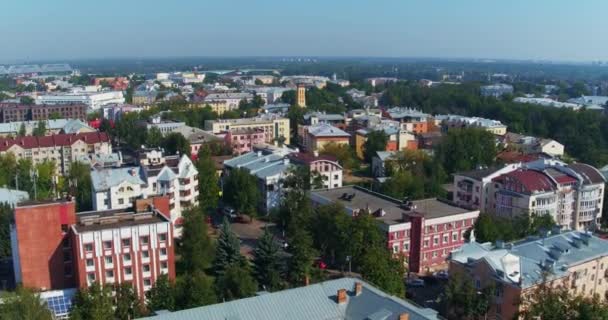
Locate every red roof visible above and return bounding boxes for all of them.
[0,132,109,152]
[494,169,556,193]
[496,151,540,164]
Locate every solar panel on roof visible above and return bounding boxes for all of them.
[45,295,74,318]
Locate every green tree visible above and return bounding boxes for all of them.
[196,153,220,212]
[252,228,283,291]
[65,162,92,211]
[0,287,53,320]
[0,203,13,258]
[435,128,497,174]
[287,228,316,285]
[32,121,47,137]
[34,160,56,200]
[162,132,191,156]
[215,264,258,301]
[145,127,163,148]
[223,168,260,217]
[358,249,405,298]
[114,282,143,320]
[175,271,217,310]
[444,271,495,320]
[319,142,359,171]
[146,274,176,312]
[362,130,388,163]
[212,218,246,276]
[179,206,214,273]
[19,96,35,105]
[70,282,114,320]
[18,123,26,136]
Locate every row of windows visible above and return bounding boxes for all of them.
[84,234,167,252]
[87,261,168,282]
[87,248,168,267]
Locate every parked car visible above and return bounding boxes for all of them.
[433,270,449,280]
[406,278,425,287]
[222,206,238,220]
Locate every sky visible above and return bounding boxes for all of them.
[1,0,607,63]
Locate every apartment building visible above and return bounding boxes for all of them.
[0,119,94,137]
[203,92,253,110]
[450,230,608,320]
[435,114,507,135]
[310,186,480,273]
[223,128,267,155]
[35,91,125,110]
[0,103,87,122]
[91,152,199,232]
[10,198,175,318]
[0,132,112,175]
[204,114,290,145]
[223,146,297,213]
[384,107,432,134]
[288,152,343,189]
[298,123,350,152]
[453,159,606,231]
[480,83,514,98]
[303,112,347,129]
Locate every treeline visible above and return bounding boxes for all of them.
[381,81,608,166]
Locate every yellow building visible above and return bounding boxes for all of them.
[204,114,290,145]
[297,84,306,107]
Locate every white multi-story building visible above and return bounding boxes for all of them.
[453,159,605,231]
[36,91,125,110]
[204,92,253,110]
[91,152,199,235]
[204,114,290,145]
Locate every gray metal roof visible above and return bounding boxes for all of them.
[0,187,29,206]
[91,167,146,191]
[224,151,293,179]
[141,277,440,320]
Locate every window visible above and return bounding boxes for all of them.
[62,238,70,249]
[158,233,167,242]
[118,198,124,205]
[63,252,71,262]
[143,278,151,286]
[433,237,439,245]
[84,243,93,252]
[161,261,168,269]
[103,241,112,250]
[64,265,72,277]
[125,267,132,275]
[432,251,438,258]
[403,242,410,252]
[61,224,69,233]
[142,250,150,259]
[423,239,429,248]
[105,256,113,265]
[392,244,399,253]
[140,236,149,245]
[86,259,94,267]
[143,264,150,272]
[453,232,458,242]
[122,238,131,247]
[160,248,167,256]
[106,270,114,278]
[443,234,449,244]
[123,253,131,261]
[87,273,95,282]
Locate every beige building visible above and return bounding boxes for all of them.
[297,84,306,107]
[450,230,608,320]
[204,114,290,145]
[0,132,112,174]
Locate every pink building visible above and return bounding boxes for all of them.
[225,128,267,155]
[311,186,479,273]
[288,152,343,189]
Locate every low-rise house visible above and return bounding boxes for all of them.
[0,119,94,137]
[371,151,398,178]
[450,230,608,320]
[384,107,431,134]
[143,277,440,320]
[355,125,417,159]
[311,186,480,273]
[289,152,343,189]
[298,123,350,152]
[0,132,112,175]
[170,125,222,159]
[480,84,513,98]
[435,114,507,136]
[223,146,297,213]
[499,132,564,157]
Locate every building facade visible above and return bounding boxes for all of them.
[450,230,608,320]
[0,103,87,122]
[0,132,112,175]
[204,114,290,145]
[298,123,350,152]
[288,152,343,189]
[310,186,479,273]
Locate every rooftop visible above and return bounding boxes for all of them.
[311,186,473,226]
[306,123,350,138]
[0,132,109,151]
[74,207,168,233]
[91,166,146,192]
[142,277,440,320]
[493,169,556,193]
[224,150,294,179]
[0,187,29,206]
[451,230,608,288]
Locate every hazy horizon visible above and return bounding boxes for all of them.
[2,0,607,63]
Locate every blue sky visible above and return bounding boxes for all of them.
[1,0,606,63]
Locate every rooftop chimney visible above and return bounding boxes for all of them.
[399,313,410,320]
[337,289,347,304]
[355,282,363,296]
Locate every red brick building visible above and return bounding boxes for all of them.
[11,196,175,297]
[311,186,480,273]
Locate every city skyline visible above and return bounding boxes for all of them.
[2,0,607,63]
